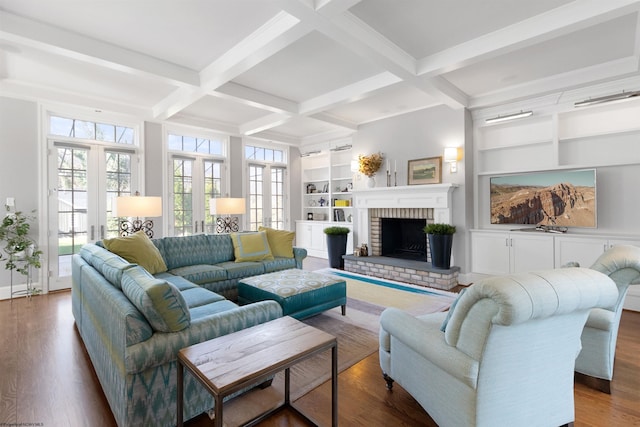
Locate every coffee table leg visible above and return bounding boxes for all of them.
[177,361,183,427]
[285,367,291,405]
[332,344,338,426]
[214,395,223,427]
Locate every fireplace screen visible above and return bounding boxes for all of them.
[381,218,427,261]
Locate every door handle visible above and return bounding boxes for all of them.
[195,222,198,233]
[201,220,204,233]
[100,225,105,239]
[91,225,95,240]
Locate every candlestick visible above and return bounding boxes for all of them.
[394,160,397,173]
[387,159,390,172]
[394,171,397,186]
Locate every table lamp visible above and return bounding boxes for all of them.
[210,198,245,233]
[114,191,162,238]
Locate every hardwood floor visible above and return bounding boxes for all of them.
[1,257,638,426]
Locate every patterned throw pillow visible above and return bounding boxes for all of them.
[259,226,295,258]
[103,231,167,274]
[230,231,274,262]
[121,266,190,332]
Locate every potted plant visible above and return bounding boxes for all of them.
[358,152,383,188]
[423,223,456,269]
[323,226,351,269]
[0,207,43,295]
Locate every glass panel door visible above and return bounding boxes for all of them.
[248,164,287,231]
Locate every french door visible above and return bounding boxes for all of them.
[47,142,138,290]
[170,155,223,236]
[247,164,286,231]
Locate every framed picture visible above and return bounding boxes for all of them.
[408,156,442,185]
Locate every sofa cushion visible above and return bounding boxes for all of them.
[103,231,168,274]
[181,287,226,308]
[121,266,190,332]
[169,264,228,285]
[259,226,295,258]
[189,300,239,320]
[215,261,265,279]
[262,257,297,273]
[79,244,133,289]
[154,272,199,291]
[230,231,274,262]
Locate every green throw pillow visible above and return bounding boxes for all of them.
[230,231,274,262]
[103,231,167,274]
[259,226,295,258]
[121,266,190,332]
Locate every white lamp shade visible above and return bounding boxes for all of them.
[115,196,162,217]
[210,198,246,215]
[444,147,460,163]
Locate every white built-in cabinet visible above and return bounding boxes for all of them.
[471,231,555,275]
[472,94,640,311]
[296,145,354,259]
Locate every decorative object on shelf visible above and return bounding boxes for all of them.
[319,197,326,207]
[423,223,456,269]
[322,183,329,193]
[347,182,353,191]
[0,202,43,297]
[307,213,313,220]
[358,152,383,178]
[334,209,345,222]
[306,183,316,194]
[210,197,246,233]
[355,243,368,256]
[323,226,351,269]
[367,176,376,188]
[408,156,442,185]
[115,191,162,238]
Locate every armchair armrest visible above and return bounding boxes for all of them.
[380,308,479,388]
[125,300,283,374]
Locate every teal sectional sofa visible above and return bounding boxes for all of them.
[71,232,307,427]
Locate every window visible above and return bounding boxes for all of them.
[50,115,134,144]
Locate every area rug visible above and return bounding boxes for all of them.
[221,271,456,425]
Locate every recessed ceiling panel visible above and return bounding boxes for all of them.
[232,31,383,102]
[443,14,638,96]
[0,0,284,70]
[266,116,344,138]
[179,95,269,125]
[323,82,439,124]
[350,0,575,58]
[4,43,175,106]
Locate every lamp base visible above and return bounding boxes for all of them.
[120,218,155,238]
[216,216,240,233]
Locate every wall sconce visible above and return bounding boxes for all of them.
[115,191,162,238]
[210,198,246,233]
[444,147,462,173]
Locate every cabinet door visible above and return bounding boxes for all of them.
[471,232,511,275]
[510,234,555,273]
[554,236,608,268]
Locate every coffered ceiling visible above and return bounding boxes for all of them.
[1,0,639,145]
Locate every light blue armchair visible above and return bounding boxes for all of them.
[574,244,640,393]
[379,268,618,427]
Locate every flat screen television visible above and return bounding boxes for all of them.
[490,169,596,228]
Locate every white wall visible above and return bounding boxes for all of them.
[353,105,471,273]
[0,97,41,290]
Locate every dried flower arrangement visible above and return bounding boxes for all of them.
[358,152,383,177]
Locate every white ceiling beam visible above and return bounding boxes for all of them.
[153,11,310,121]
[246,129,302,146]
[239,112,293,136]
[167,114,240,136]
[469,56,640,109]
[299,72,401,115]
[0,11,199,88]
[313,0,363,17]
[310,112,358,130]
[416,0,640,77]
[213,82,298,114]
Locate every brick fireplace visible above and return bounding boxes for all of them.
[346,183,459,290]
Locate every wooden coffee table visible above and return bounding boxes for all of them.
[177,316,338,427]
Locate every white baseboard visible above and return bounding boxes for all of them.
[0,282,44,301]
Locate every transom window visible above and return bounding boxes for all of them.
[245,145,285,163]
[168,134,224,155]
[50,115,134,144]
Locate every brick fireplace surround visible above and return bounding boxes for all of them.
[346,184,459,290]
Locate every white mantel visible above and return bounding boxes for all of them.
[352,183,458,247]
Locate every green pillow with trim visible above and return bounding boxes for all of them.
[230,231,274,262]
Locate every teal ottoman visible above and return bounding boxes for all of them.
[238,269,347,320]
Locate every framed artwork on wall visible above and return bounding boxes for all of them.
[408,156,442,185]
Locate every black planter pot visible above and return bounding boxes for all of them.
[326,234,348,269]
[428,234,453,269]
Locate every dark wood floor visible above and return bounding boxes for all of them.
[1,257,638,426]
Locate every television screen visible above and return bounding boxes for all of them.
[490,169,596,227]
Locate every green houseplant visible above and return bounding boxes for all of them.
[324,226,351,269]
[0,208,43,294]
[423,223,456,269]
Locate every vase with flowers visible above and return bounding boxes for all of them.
[358,152,384,188]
